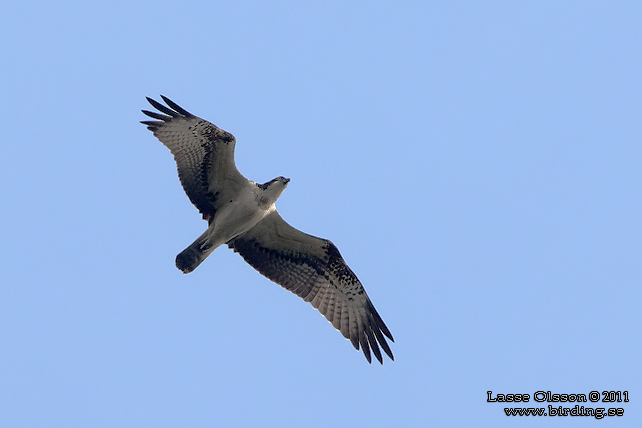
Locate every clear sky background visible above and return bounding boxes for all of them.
[1,1,640,427]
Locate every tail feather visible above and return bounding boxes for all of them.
[175,231,216,273]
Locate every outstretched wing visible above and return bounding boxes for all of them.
[141,96,247,221]
[228,211,394,364]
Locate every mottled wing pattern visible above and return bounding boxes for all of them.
[141,96,245,221]
[228,211,394,364]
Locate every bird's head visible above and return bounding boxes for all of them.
[257,176,290,205]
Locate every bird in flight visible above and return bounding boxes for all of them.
[141,96,394,363]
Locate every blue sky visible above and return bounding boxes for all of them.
[1,1,640,426]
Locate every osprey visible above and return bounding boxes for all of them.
[141,96,394,364]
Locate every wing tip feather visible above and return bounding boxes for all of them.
[143,95,193,119]
[160,95,193,117]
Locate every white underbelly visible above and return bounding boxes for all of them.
[206,196,273,246]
